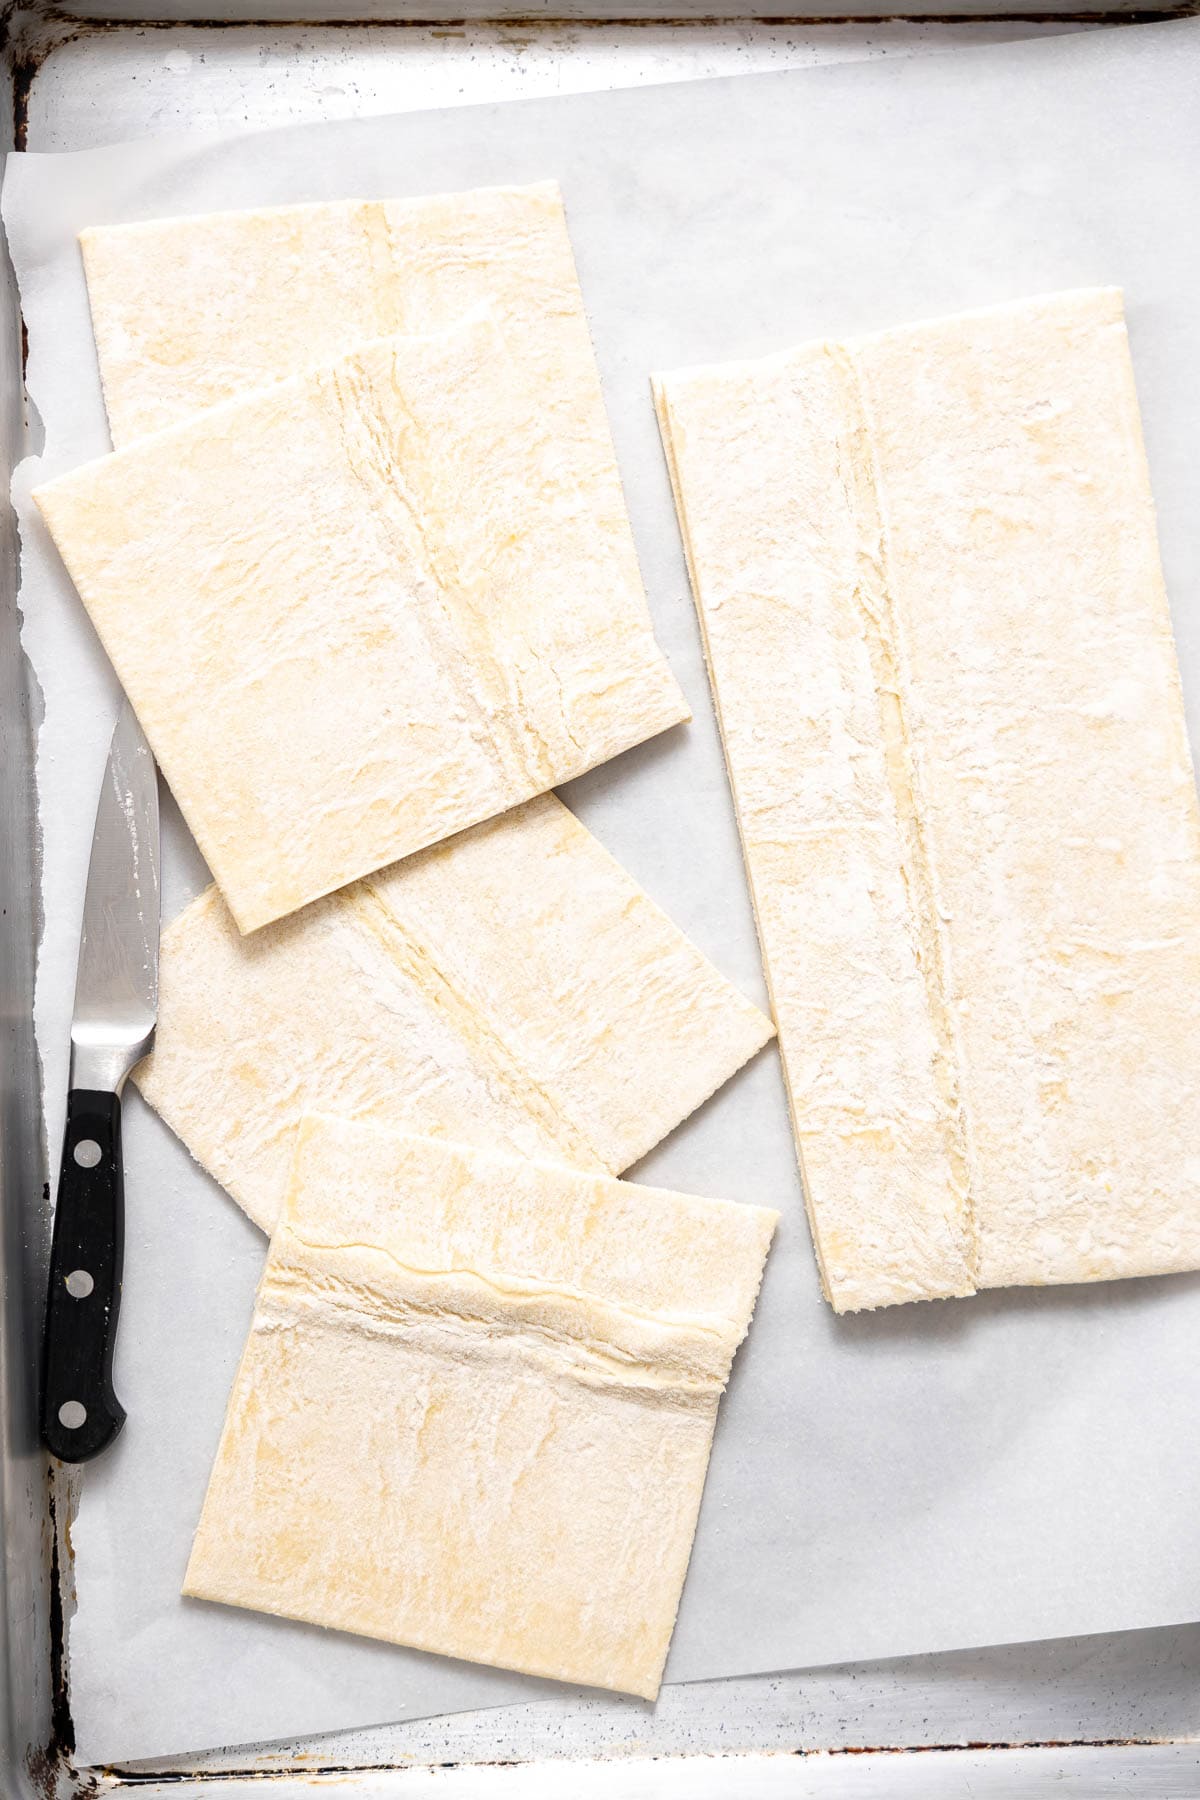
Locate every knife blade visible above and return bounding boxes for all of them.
[41,697,160,1463]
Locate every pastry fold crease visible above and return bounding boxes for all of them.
[657,288,1200,1309]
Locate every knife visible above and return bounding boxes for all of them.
[41,698,160,1464]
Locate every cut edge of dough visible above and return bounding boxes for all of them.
[653,287,1125,395]
[652,374,849,1308]
[78,178,566,257]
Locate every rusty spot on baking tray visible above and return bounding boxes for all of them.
[6,7,1198,61]
[25,1473,104,1800]
[100,1737,1169,1782]
[831,1736,1154,1754]
[46,1479,74,1764]
[1,7,82,151]
[8,49,39,153]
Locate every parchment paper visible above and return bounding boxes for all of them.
[8,16,1200,1766]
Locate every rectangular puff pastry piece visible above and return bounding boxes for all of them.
[81,182,626,479]
[184,1117,778,1699]
[656,288,1200,1306]
[134,792,774,1232]
[35,313,687,931]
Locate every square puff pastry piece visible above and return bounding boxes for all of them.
[136,792,774,1233]
[656,288,1200,1309]
[35,312,687,931]
[185,1117,778,1699]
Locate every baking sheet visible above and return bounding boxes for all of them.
[8,15,1200,1767]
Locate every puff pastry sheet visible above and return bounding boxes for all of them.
[135,792,774,1231]
[185,1117,778,1698]
[656,288,1200,1309]
[36,302,685,931]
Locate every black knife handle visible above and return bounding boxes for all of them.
[41,1089,127,1463]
